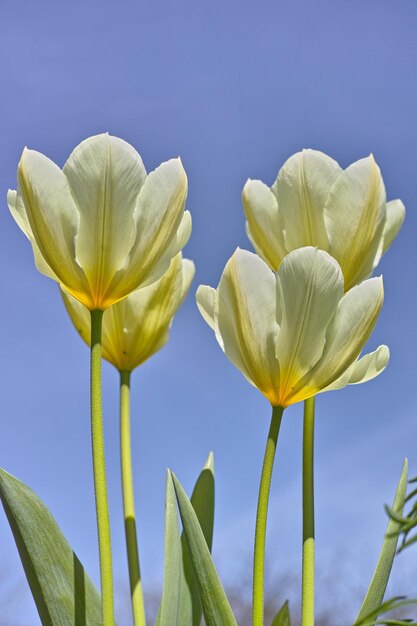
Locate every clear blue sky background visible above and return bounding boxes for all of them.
[0,1,417,624]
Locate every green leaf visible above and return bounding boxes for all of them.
[179,452,215,626]
[271,600,291,625]
[155,470,183,626]
[0,467,101,626]
[156,453,215,626]
[354,595,417,625]
[171,472,237,626]
[354,460,408,625]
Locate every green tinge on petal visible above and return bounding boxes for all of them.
[381,199,405,256]
[273,149,341,252]
[196,285,216,330]
[179,258,196,304]
[275,247,343,405]
[324,155,386,290]
[64,133,147,303]
[114,254,193,370]
[8,189,59,282]
[372,198,405,272]
[17,149,87,298]
[63,253,193,372]
[302,276,384,395]
[321,344,389,392]
[105,158,188,306]
[216,249,281,404]
[242,179,286,271]
[139,210,192,290]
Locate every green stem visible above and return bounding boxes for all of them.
[252,405,284,626]
[302,396,315,626]
[90,309,115,625]
[120,369,146,626]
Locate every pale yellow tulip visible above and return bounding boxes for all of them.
[196,247,387,408]
[243,149,404,290]
[8,133,191,310]
[63,254,194,372]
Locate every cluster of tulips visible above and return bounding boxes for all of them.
[0,133,413,626]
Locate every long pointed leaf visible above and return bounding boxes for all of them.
[156,454,215,626]
[155,470,183,626]
[179,452,215,626]
[171,472,237,626]
[271,600,291,626]
[354,460,408,625]
[0,468,101,626]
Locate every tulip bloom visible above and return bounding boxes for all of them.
[243,150,405,291]
[63,252,194,625]
[8,133,191,310]
[196,247,387,408]
[62,253,195,372]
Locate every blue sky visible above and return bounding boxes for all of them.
[1,1,417,623]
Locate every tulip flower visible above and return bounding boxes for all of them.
[243,149,405,291]
[8,132,191,625]
[63,252,194,626]
[8,132,191,310]
[197,245,388,626]
[62,253,195,372]
[197,247,387,408]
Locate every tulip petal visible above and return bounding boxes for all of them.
[302,277,384,395]
[321,344,389,392]
[242,179,286,270]
[275,247,344,405]
[216,249,280,403]
[196,285,217,331]
[8,189,32,240]
[273,150,341,252]
[106,159,188,305]
[324,155,386,290]
[17,149,86,295]
[381,199,405,256]
[116,260,179,368]
[179,258,195,305]
[64,133,147,304]
[139,210,192,289]
[64,253,193,371]
[8,189,59,282]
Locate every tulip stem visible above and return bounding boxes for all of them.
[120,369,146,626]
[302,396,315,626]
[252,405,284,626]
[90,309,115,626]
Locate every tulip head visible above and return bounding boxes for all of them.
[9,133,191,310]
[243,149,405,291]
[62,253,194,372]
[197,247,388,408]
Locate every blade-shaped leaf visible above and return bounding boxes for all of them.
[179,452,215,625]
[155,470,183,626]
[271,600,291,626]
[354,595,417,625]
[354,460,408,625]
[156,454,215,626]
[0,467,101,626]
[171,472,237,626]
